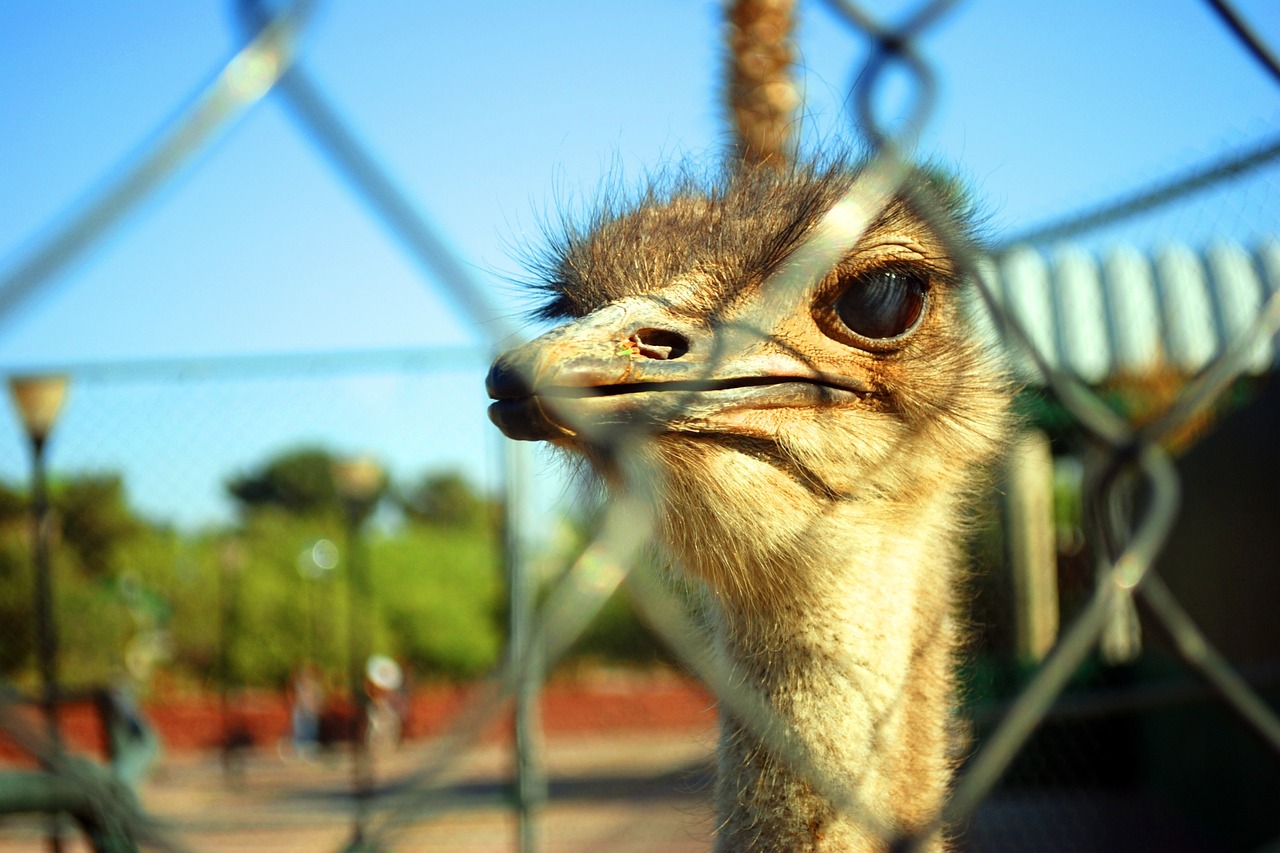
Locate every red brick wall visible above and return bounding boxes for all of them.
[1,677,716,763]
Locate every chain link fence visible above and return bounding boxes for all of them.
[3,0,1280,850]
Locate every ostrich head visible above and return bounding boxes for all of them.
[487,157,1009,849]
[487,159,1006,607]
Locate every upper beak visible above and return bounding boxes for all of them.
[486,298,870,443]
[487,300,702,441]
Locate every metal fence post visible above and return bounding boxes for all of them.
[504,438,545,853]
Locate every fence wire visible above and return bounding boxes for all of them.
[2,0,1280,851]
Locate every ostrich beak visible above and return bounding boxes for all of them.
[487,299,871,443]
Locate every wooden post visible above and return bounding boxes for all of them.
[1004,430,1059,661]
[726,0,798,168]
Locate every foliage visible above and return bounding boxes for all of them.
[55,474,142,578]
[373,526,504,679]
[226,447,347,516]
[397,471,495,529]
[539,508,678,670]
[56,573,133,686]
[0,473,144,677]
[1015,376,1265,453]
[0,445,678,694]
[0,481,24,523]
[0,529,34,676]
[567,585,674,668]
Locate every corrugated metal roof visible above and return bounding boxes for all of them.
[980,240,1280,381]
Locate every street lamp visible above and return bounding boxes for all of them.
[333,456,383,522]
[8,374,69,853]
[332,455,382,848]
[297,538,339,667]
[8,376,69,734]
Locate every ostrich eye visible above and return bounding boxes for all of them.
[833,267,927,340]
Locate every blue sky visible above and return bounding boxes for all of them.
[0,1,1276,527]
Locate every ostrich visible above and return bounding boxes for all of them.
[487,157,1008,851]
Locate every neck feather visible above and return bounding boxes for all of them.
[705,497,961,852]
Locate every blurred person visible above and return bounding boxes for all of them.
[289,662,325,759]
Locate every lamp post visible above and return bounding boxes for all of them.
[8,374,69,853]
[332,455,382,849]
[217,537,247,783]
[297,538,339,666]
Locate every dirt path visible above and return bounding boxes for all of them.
[0,727,717,852]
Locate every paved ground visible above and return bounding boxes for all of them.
[0,728,718,852]
[0,724,1233,851]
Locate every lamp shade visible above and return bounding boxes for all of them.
[8,375,69,443]
[332,456,383,503]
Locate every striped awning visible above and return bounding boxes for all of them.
[980,240,1280,381]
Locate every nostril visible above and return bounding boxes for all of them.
[630,328,689,360]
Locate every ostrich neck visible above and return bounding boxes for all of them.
[707,499,960,852]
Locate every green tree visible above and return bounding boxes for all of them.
[398,472,491,529]
[373,525,503,679]
[227,446,397,522]
[227,447,343,516]
[0,481,32,674]
[0,531,33,676]
[0,481,25,523]
[56,474,142,578]
[0,475,145,681]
